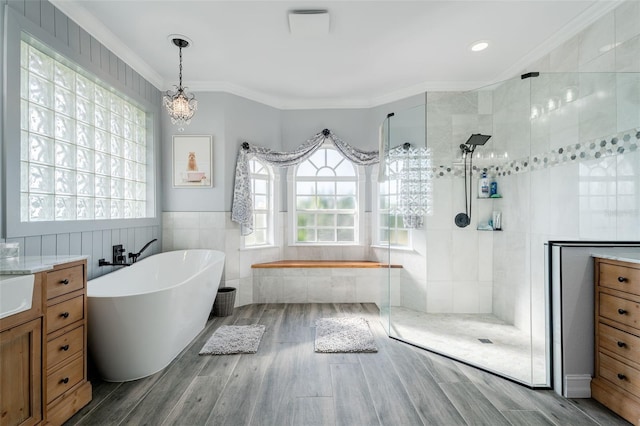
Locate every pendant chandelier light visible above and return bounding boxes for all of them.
[163,37,197,130]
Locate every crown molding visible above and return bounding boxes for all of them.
[188,80,374,109]
[50,0,164,90]
[187,79,490,110]
[495,0,623,82]
[368,80,489,107]
[51,0,621,111]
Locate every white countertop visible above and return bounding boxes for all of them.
[592,249,640,265]
[0,255,88,274]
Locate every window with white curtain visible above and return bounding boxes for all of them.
[292,145,360,244]
[19,39,149,222]
[243,158,274,247]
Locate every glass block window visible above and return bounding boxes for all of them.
[244,158,273,247]
[294,146,358,244]
[19,40,148,222]
[377,159,411,247]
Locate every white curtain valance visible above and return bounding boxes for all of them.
[231,129,379,235]
[231,129,430,236]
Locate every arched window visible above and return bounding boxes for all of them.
[292,145,361,244]
[244,158,274,247]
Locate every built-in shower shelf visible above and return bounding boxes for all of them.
[476,228,502,231]
[477,195,502,199]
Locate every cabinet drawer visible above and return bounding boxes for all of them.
[599,262,640,295]
[47,325,84,370]
[47,265,84,300]
[598,322,640,365]
[46,355,84,404]
[599,352,640,398]
[46,296,84,334]
[600,293,640,329]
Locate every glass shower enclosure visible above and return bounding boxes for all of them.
[380,71,640,387]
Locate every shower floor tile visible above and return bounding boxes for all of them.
[387,307,547,385]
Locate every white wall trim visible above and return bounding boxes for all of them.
[564,374,592,398]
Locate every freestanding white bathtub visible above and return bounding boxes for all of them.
[87,249,225,382]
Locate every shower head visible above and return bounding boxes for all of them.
[465,133,492,146]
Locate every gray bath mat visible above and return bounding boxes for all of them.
[199,324,265,355]
[314,317,378,353]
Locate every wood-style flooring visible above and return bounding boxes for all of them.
[68,303,629,425]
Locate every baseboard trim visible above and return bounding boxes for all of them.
[564,374,592,398]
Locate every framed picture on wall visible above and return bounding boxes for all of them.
[172,135,213,187]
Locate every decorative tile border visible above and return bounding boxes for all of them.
[427,128,639,179]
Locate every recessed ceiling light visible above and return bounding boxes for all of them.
[470,40,489,52]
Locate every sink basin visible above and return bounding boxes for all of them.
[0,274,35,319]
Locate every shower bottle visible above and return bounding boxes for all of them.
[478,171,490,198]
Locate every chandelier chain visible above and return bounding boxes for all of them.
[178,46,183,89]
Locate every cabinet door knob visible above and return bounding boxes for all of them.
[618,276,628,283]
[61,344,70,351]
[618,308,628,315]
[60,278,69,285]
[60,312,70,318]
[617,341,627,348]
[617,373,627,380]
[60,377,69,384]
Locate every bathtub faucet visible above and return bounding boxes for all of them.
[128,239,158,263]
[98,244,130,267]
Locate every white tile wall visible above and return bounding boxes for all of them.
[578,11,615,67]
[252,266,400,306]
[615,1,640,45]
[549,35,580,72]
[617,150,640,240]
[426,230,453,281]
[548,163,581,238]
[400,275,427,312]
[452,230,479,281]
[452,281,481,313]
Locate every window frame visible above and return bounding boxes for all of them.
[288,144,365,246]
[241,157,278,249]
[3,11,160,238]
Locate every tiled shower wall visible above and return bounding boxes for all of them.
[496,0,640,336]
[407,1,640,336]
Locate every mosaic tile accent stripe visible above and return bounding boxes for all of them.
[428,128,639,179]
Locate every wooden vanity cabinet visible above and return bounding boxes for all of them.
[592,257,640,425]
[40,259,92,425]
[0,274,43,426]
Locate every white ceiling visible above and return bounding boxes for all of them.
[52,1,618,109]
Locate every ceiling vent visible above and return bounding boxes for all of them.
[288,9,330,37]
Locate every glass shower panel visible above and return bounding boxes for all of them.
[379,115,391,336]
[384,71,639,389]
[379,105,427,339]
[384,75,555,387]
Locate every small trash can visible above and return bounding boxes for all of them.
[213,287,236,317]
